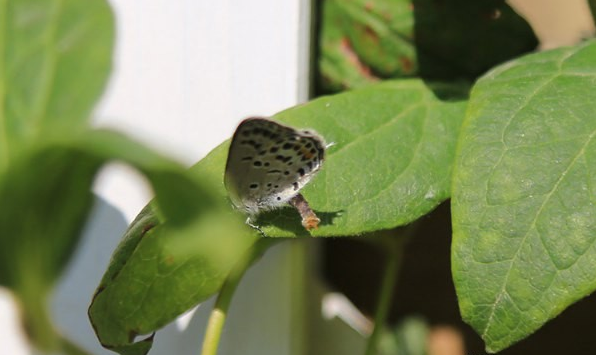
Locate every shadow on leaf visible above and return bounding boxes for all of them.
[256,208,343,237]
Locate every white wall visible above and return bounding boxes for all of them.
[0,1,311,354]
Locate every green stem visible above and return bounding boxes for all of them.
[19,293,94,355]
[20,297,58,352]
[364,236,404,355]
[200,238,279,355]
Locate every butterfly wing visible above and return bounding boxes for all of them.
[224,117,326,215]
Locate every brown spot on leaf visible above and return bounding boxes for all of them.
[399,56,414,73]
[363,25,379,44]
[164,254,175,265]
[339,38,378,80]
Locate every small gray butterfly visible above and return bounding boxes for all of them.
[224,117,325,230]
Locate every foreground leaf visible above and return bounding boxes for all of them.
[0,129,220,352]
[194,79,467,237]
[85,133,257,355]
[0,0,114,171]
[452,40,596,352]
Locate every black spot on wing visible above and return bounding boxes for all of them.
[275,155,292,163]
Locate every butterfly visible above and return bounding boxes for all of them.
[224,117,326,231]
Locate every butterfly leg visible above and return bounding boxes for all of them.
[245,216,267,237]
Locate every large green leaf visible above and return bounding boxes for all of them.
[317,0,537,92]
[192,79,467,237]
[0,130,222,352]
[0,0,113,171]
[452,40,596,353]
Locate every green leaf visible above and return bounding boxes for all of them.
[0,0,114,171]
[0,129,221,352]
[88,201,255,355]
[194,79,467,237]
[317,0,537,92]
[451,40,596,353]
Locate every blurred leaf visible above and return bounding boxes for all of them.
[194,79,467,237]
[452,40,596,353]
[0,129,220,352]
[589,0,596,24]
[378,317,429,355]
[317,0,537,92]
[318,0,415,92]
[85,138,257,355]
[0,0,113,171]
[0,140,102,351]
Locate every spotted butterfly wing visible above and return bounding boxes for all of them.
[224,117,326,217]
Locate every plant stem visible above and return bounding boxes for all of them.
[364,236,404,355]
[19,293,94,355]
[200,238,278,355]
